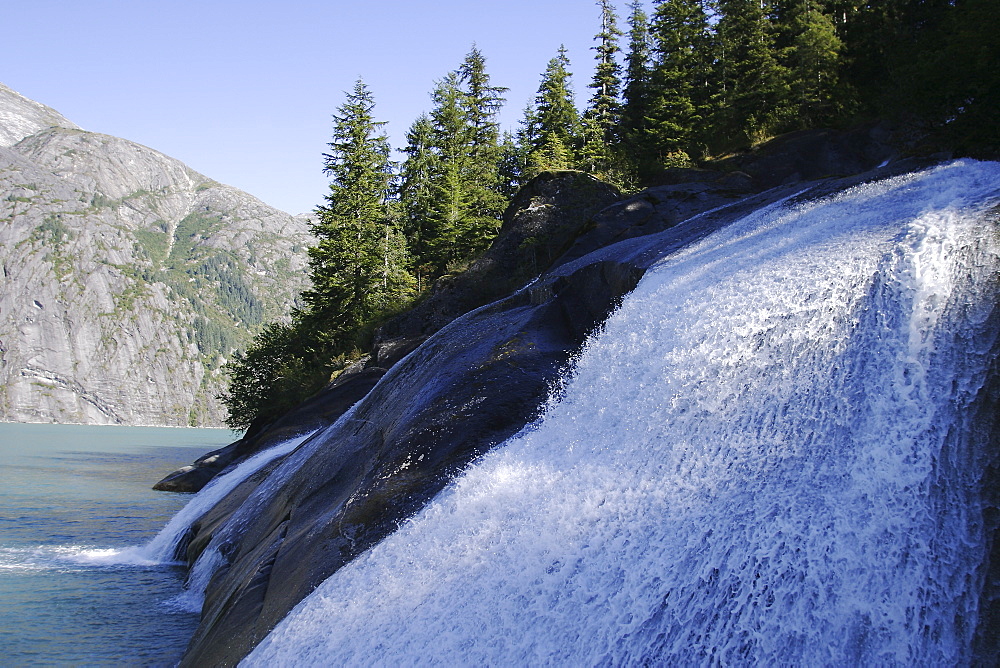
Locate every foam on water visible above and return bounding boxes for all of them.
[134,430,317,564]
[1,431,318,574]
[246,161,1000,666]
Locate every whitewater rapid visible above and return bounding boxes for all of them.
[247,161,1000,665]
[40,430,317,571]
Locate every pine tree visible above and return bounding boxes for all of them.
[221,80,414,430]
[784,0,843,126]
[304,79,413,339]
[423,73,471,274]
[455,46,508,262]
[398,113,437,289]
[400,48,509,278]
[581,0,623,175]
[497,130,525,198]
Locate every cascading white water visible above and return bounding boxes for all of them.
[247,161,1000,666]
[138,431,316,563]
[74,431,316,567]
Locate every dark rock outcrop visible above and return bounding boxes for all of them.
[163,127,948,665]
[179,256,646,666]
[709,124,899,190]
[176,173,821,666]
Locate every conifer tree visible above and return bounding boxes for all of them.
[304,78,413,340]
[222,80,414,430]
[581,0,624,175]
[526,46,580,174]
[423,73,471,274]
[644,0,711,167]
[398,113,437,289]
[497,130,525,198]
[712,0,791,149]
[621,1,654,145]
[398,48,509,278]
[455,46,508,261]
[784,0,843,126]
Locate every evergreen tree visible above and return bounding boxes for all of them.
[526,45,580,174]
[398,113,437,289]
[889,0,999,153]
[621,0,654,150]
[455,46,508,261]
[400,48,508,278]
[423,73,471,274]
[712,0,791,149]
[222,80,414,430]
[458,46,508,165]
[303,78,413,340]
[497,130,526,198]
[509,103,540,187]
[581,0,624,174]
[644,0,711,167]
[784,0,843,126]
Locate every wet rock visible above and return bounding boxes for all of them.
[179,252,647,667]
[172,130,940,664]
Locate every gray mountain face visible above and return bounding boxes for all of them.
[0,83,311,426]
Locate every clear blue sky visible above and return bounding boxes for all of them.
[3,0,627,214]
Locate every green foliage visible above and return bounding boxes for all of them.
[621,0,653,145]
[304,78,414,336]
[131,223,170,262]
[399,47,508,277]
[222,80,417,430]
[711,0,791,150]
[781,0,844,127]
[522,46,581,178]
[198,254,265,326]
[31,215,73,246]
[580,0,623,175]
[640,0,712,171]
[399,113,437,287]
[220,321,335,431]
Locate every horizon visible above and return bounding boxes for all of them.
[3,0,619,215]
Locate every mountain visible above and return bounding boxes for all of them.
[0,83,311,426]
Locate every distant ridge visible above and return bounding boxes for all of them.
[0,82,80,147]
[0,83,311,426]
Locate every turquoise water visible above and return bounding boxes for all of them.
[0,423,231,666]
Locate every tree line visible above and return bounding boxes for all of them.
[221,0,997,430]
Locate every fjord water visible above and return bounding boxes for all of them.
[0,423,230,666]
[249,161,1000,665]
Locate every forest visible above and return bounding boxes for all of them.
[221,0,998,430]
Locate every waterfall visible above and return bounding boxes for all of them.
[76,431,316,567]
[139,431,316,563]
[246,161,1000,666]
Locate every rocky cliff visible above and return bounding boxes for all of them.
[0,83,311,426]
[164,123,946,665]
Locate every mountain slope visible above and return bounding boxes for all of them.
[0,83,311,426]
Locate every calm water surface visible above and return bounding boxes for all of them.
[0,423,231,666]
